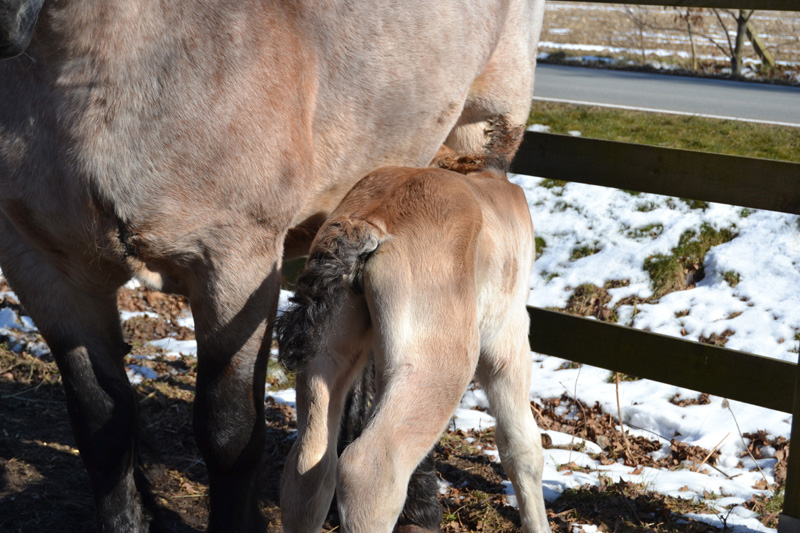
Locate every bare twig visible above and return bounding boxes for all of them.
[615,372,634,463]
[559,365,584,464]
[626,422,671,443]
[530,401,551,429]
[1,387,37,400]
[713,9,734,55]
[694,30,734,57]
[724,399,770,488]
[693,432,729,472]
[0,362,23,375]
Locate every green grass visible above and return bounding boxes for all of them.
[723,271,741,287]
[528,101,800,163]
[643,224,738,297]
[605,372,641,383]
[535,236,547,260]
[266,358,295,390]
[540,178,568,189]
[626,223,664,239]
[570,243,601,260]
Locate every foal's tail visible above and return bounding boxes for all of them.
[276,219,383,372]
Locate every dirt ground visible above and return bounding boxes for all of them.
[541,2,800,77]
[0,283,784,532]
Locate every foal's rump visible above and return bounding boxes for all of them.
[278,167,488,366]
[279,164,534,372]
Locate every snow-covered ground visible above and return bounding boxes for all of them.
[1,132,796,532]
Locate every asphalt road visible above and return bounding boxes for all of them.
[533,64,800,127]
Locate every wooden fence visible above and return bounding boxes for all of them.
[515,0,800,529]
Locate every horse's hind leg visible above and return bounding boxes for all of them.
[476,308,550,533]
[0,218,146,531]
[437,0,544,169]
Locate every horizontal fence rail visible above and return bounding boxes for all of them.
[511,128,800,528]
[553,0,799,10]
[511,132,800,215]
[522,0,800,527]
[527,307,796,412]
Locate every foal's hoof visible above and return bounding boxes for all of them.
[394,526,439,533]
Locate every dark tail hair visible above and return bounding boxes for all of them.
[275,219,382,372]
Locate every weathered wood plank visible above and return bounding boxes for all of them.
[550,0,799,11]
[527,306,796,413]
[511,132,800,214]
[782,358,800,523]
[779,514,800,533]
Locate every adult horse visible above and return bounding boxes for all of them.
[0,0,545,530]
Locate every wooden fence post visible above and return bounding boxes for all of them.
[780,354,800,532]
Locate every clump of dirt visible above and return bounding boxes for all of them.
[564,284,615,322]
[643,225,738,299]
[669,392,711,407]
[118,285,194,353]
[436,428,523,533]
[743,489,783,529]
[742,430,789,486]
[549,478,723,532]
[698,330,735,347]
[118,285,190,323]
[123,315,194,345]
[533,394,720,471]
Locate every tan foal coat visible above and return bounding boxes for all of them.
[278,165,550,533]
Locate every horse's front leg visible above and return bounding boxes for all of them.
[0,217,147,531]
[188,242,281,532]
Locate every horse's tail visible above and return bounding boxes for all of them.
[276,218,383,372]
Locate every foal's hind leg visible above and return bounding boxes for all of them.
[337,335,478,533]
[339,360,443,533]
[476,309,550,533]
[281,295,372,533]
[0,218,146,531]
